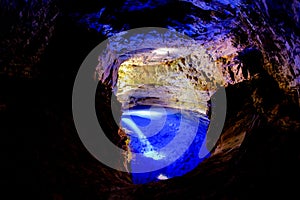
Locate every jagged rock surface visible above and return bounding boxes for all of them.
[2,0,300,199]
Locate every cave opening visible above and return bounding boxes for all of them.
[114,55,213,184]
[93,28,228,185]
[2,0,299,198]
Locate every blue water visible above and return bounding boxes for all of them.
[121,105,210,184]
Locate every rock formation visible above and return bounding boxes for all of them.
[2,0,299,199]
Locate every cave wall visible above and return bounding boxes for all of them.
[0,0,59,78]
[2,0,300,199]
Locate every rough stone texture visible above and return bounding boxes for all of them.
[236,0,300,92]
[95,30,226,114]
[2,0,300,199]
[115,52,224,114]
[0,0,59,78]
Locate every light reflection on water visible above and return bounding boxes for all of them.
[121,105,210,184]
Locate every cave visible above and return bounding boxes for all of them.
[2,0,300,199]
[92,31,224,184]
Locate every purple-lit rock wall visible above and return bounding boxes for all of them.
[1,0,300,199]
